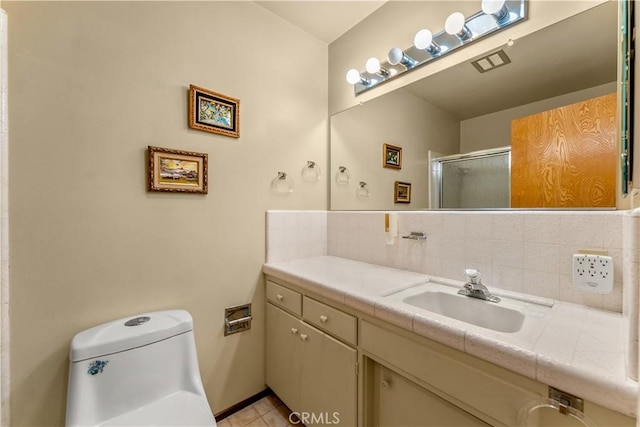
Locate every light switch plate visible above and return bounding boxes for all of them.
[572,254,613,294]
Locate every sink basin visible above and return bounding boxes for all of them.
[386,281,552,333]
[403,291,525,333]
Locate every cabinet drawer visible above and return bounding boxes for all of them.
[303,296,357,345]
[266,280,302,315]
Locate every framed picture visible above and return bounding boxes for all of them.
[383,143,402,169]
[394,181,411,203]
[147,146,208,194]
[189,85,240,138]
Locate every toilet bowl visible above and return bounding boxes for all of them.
[65,310,216,426]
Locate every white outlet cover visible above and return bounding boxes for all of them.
[572,254,614,294]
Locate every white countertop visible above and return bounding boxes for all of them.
[263,255,638,418]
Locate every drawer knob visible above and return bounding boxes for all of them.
[300,333,308,341]
[276,294,284,301]
[291,328,298,334]
[319,315,328,323]
[381,380,390,389]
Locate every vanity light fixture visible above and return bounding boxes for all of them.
[345,0,526,95]
[445,12,473,42]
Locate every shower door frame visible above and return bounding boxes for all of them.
[430,146,511,209]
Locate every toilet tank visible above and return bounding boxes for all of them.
[65,310,211,426]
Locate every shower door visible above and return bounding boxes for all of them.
[432,148,510,209]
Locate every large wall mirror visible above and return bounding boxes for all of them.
[330,1,628,211]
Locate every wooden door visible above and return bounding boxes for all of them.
[511,93,617,208]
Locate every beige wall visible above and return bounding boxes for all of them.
[460,82,617,153]
[331,89,458,210]
[329,1,606,115]
[4,1,327,425]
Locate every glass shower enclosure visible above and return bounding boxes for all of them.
[430,147,511,209]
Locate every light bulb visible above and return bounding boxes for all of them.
[387,48,417,69]
[365,57,381,74]
[387,48,403,65]
[445,12,472,41]
[414,29,433,50]
[345,69,361,85]
[482,0,506,15]
[445,12,466,35]
[482,0,508,22]
[413,28,440,55]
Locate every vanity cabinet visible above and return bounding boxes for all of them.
[265,275,636,427]
[265,280,357,426]
[360,319,542,426]
[360,319,635,427]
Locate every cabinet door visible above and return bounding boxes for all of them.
[266,303,302,412]
[373,364,490,427]
[299,321,357,427]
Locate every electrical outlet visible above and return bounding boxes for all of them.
[572,254,613,294]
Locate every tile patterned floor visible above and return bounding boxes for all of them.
[217,393,299,427]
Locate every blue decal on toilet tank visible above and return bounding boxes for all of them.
[87,360,109,376]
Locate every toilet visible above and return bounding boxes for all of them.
[65,309,217,426]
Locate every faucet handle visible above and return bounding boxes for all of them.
[465,268,480,284]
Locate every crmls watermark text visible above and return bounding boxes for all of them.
[289,411,340,425]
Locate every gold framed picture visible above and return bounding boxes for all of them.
[147,146,208,194]
[189,85,240,138]
[394,181,411,203]
[383,143,402,169]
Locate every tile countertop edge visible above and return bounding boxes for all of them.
[536,354,638,418]
[262,257,638,418]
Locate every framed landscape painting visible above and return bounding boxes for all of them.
[147,146,208,194]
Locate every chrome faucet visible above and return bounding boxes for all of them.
[458,269,501,303]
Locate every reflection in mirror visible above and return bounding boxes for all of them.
[330,2,621,211]
[431,147,510,209]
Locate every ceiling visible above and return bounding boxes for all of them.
[255,1,386,44]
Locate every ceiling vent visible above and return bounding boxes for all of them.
[471,49,511,73]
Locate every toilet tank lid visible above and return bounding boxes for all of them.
[69,309,194,362]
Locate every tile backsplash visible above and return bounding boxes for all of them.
[267,210,624,312]
[328,211,624,312]
[266,210,327,263]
